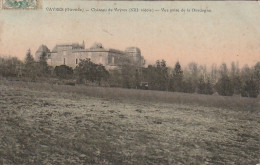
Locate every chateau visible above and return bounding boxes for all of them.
[35,41,145,70]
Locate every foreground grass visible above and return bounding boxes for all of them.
[0,80,259,164]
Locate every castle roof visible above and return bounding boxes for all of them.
[52,43,84,52]
[73,49,109,53]
[108,48,126,55]
[125,47,141,54]
[52,45,58,52]
[36,45,50,53]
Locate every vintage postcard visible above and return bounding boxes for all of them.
[0,0,259,164]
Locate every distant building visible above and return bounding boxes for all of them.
[125,47,144,67]
[35,45,51,61]
[35,41,145,70]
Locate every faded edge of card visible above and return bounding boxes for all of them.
[0,0,42,10]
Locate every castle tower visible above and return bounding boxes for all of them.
[35,45,50,61]
[125,47,142,66]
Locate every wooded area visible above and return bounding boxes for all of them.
[0,50,259,98]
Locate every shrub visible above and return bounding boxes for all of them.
[54,65,73,79]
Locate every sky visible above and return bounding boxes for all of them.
[0,1,260,68]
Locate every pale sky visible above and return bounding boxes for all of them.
[0,1,260,68]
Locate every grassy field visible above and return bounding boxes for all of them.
[0,80,259,164]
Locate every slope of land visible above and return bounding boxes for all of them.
[0,80,259,164]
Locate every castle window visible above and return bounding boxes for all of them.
[64,58,65,65]
[76,59,78,64]
[62,50,67,56]
[112,57,114,64]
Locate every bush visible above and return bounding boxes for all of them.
[54,65,73,79]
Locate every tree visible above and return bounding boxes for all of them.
[239,64,259,97]
[108,68,126,88]
[187,62,199,91]
[121,65,135,88]
[24,49,37,78]
[54,65,73,79]
[205,79,214,95]
[215,63,234,96]
[240,65,252,82]
[230,62,241,95]
[95,64,109,86]
[143,65,160,90]
[241,78,259,98]
[24,49,34,65]
[215,75,234,96]
[142,60,169,91]
[210,63,218,84]
[0,57,23,77]
[157,60,169,91]
[253,62,260,86]
[230,62,239,78]
[198,65,208,81]
[232,75,242,95]
[75,59,95,83]
[109,64,139,88]
[170,61,183,92]
[197,76,206,94]
[182,78,194,93]
[35,51,51,77]
[74,58,109,85]
[219,63,228,77]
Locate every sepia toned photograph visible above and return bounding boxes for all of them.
[0,1,259,164]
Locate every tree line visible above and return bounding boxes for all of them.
[0,50,259,98]
[136,60,259,98]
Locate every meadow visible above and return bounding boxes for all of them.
[0,79,259,164]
